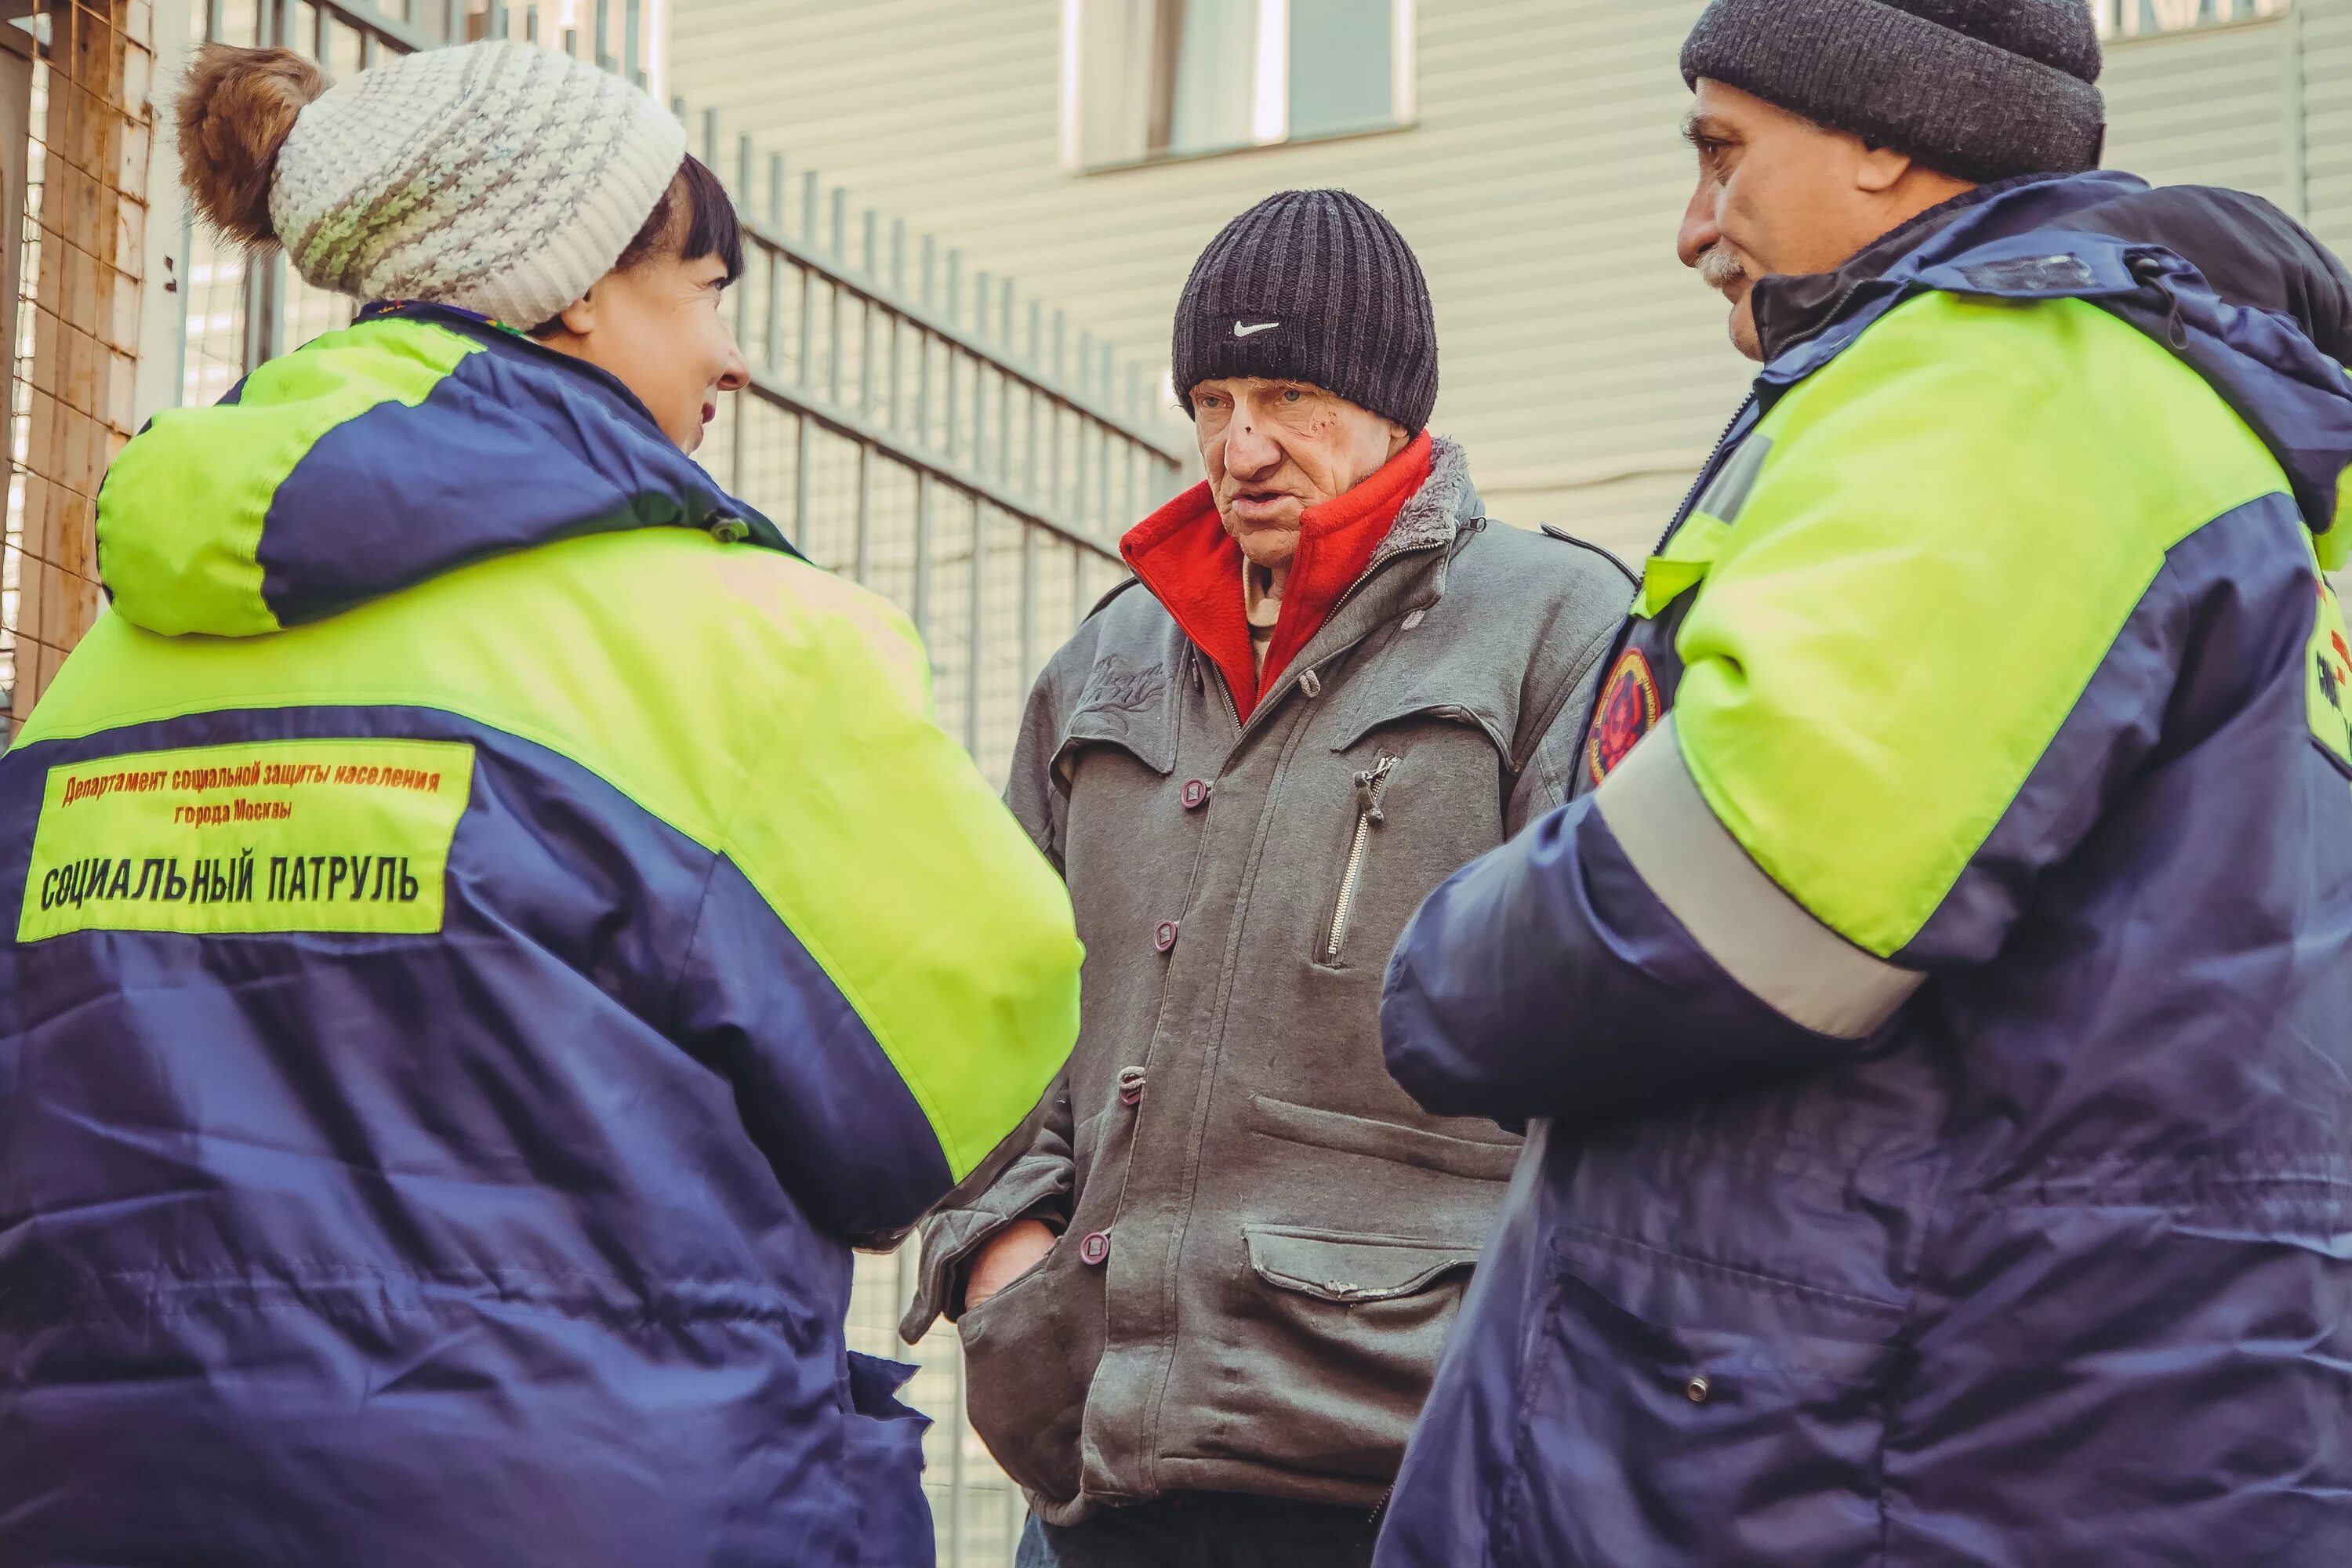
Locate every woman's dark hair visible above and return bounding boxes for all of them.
[618,154,743,284]
[525,154,741,336]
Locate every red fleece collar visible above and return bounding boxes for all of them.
[1121,432,1435,720]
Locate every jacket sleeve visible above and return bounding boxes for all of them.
[1504,615,1622,838]
[673,563,1083,1248]
[1385,289,2289,1126]
[903,647,1087,1338]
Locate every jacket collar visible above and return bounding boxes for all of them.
[98,302,789,638]
[1733,170,2352,567]
[1123,432,1457,720]
[1750,174,2053,365]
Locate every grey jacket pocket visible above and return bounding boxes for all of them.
[960,1249,1089,1505]
[1196,1226,1479,1482]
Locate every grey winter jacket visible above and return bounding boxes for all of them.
[903,438,1632,1524]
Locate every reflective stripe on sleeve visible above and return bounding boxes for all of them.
[1595,716,1925,1040]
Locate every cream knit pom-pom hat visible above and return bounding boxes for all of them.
[263,40,687,326]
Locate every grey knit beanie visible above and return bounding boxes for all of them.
[1171,190,1438,434]
[1681,0,2105,183]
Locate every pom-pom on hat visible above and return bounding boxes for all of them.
[177,39,687,328]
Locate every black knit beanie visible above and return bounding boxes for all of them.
[1681,0,2105,184]
[1171,190,1438,434]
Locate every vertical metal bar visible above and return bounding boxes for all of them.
[943,251,962,466]
[853,446,872,584]
[206,0,224,45]
[733,136,754,357]
[524,5,539,45]
[964,503,985,757]
[595,0,612,66]
[700,108,720,169]
[1100,424,1114,528]
[1072,333,1093,524]
[827,194,847,408]
[917,239,937,447]
[886,223,908,437]
[1025,387,1040,503]
[793,413,811,544]
[624,0,641,82]
[1020,524,1040,684]
[972,272,989,476]
[860,212,879,419]
[996,368,1012,495]
[798,180,819,390]
[729,397,745,499]
[912,477,933,644]
[764,155,784,373]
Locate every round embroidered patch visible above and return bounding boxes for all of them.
[1586,648,1661,784]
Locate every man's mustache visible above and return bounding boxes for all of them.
[1697,245,1748,291]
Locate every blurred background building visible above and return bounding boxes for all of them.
[0,2,2347,1563]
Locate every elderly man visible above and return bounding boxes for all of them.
[1376,3,2352,1565]
[902,190,1630,1566]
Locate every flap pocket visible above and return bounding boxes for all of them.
[1055,652,1177,778]
[1244,1225,1479,1304]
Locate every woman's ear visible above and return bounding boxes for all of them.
[554,289,596,337]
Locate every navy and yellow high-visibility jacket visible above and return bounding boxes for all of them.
[0,305,1081,1567]
[1377,174,2352,1566]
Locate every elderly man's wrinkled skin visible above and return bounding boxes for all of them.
[1191,377,1410,588]
[1677,78,1971,359]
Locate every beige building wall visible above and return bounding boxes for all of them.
[674,1,2352,566]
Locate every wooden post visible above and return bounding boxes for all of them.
[5,0,157,739]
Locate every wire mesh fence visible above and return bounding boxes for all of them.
[112,4,1187,1561]
[0,0,156,740]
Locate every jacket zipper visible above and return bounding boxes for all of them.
[1324,755,1399,961]
[1657,393,1757,556]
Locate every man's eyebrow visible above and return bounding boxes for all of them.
[1682,111,1730,144]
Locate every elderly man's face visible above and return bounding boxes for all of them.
[1676,78,1965,359]
[1191,378,1408,572]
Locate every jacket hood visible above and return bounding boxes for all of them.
[96,303,790,638]
[1755,172,2352,569]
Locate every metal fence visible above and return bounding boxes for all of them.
[159,5,1185,1563]
[0,0,158,740]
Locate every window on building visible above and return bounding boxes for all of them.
[2093,0,2290,39]
[1062,0,1415,170]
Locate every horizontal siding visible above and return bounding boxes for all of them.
[2104,16,2295,205]
[672,2,2332,560]
[671,0,1744,558]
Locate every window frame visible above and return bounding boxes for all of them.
[1059,0,1417,174]
[2092,0,2292,42]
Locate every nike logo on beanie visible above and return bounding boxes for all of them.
[1233,320,1280,337]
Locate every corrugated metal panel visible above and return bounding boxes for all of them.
[670,0,1746,558]
[2301,0,2352,252]
[2103,15,2296,206]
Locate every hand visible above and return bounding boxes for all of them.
[964,1219,1057,1313]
